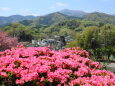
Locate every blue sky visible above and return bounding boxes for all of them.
[0,0,115,16]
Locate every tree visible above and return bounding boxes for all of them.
[0,31,18,51]
[98,25,115,59]
[76,26,99,49]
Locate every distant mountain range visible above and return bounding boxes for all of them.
[0,15,37,27]
[0,9,115,27]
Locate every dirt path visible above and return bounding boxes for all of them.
[99,62,115,73]
[106,63,115,73]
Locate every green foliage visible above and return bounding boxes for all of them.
[1,23,36,42]
[76,24,115,60]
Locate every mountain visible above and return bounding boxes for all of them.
[59,9,87,18]
[32,12,77,26]
[34,11,115,26]
[1,9,115,28]
[83,12,115,25]
[59,9,115,25]
[0,15,36,27]
[112,14,115,16]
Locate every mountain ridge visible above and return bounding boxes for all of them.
[0,15,37,27]
[1,9,115,27]
[32,12,78,25]
[59,9,87,17]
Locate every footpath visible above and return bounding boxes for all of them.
[106,63,115,73]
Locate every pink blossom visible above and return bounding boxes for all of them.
[0,46,114,85]
[0,72,8,77]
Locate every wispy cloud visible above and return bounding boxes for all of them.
[19,9,41,16]
[23,9,30,12]
[49,6,55,10]
[31,14,41,16]
[56,2,66,7]
[49,2,66,10]
[0,7,11,11]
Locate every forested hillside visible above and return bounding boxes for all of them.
[83,12,115,25]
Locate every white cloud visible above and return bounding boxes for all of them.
[0,7,11,11]
[56,2,66,7]
[49,2,66,10]
[19,9,32,14]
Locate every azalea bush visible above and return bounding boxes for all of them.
[0,46,115,86]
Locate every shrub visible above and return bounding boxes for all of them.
[0,46,115,86]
